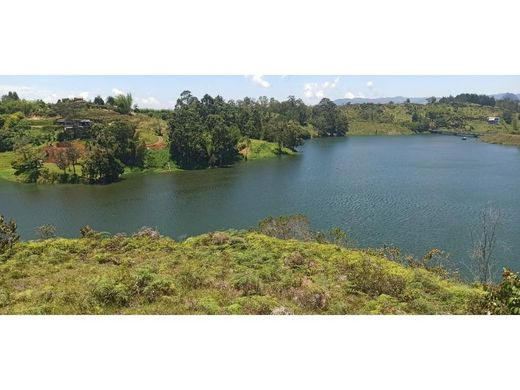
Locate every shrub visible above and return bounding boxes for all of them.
[256,215,315,241]
[0,289,10,308]
[80,225,97,238]
[346,256,407,298]
[91,276,131,307]
[0,215,19,255]
[479,269,520,315]
[234,295,279,314]
[177,264,207,289]
[133,227,161,239]
[292,285,328,311]
[209,232,229,245]
[36,224,57,240]
[271,306,293,315]
[316,227,354,247]
[284,251,308,268]
[132,268,173,302]
[233,273,263,296]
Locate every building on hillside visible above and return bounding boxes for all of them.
[56,119,92,139]
[487,116,500,124]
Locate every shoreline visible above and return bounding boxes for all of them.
[1,131,518,185]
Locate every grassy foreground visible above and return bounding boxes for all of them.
[0,230,483,314]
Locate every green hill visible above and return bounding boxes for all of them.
[0,230,484,314]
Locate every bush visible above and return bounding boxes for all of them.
[0,215,19,255]
[234,295,279,314]
[36,224,57,239]
[271,306,293,315]
[79,225,97,238]
[479,269,520,314]
[257,215,315,241]
[132,269,173,303]
[91,276,131,307]
[346,256,407,298]
[132,227,161,239]
[233,273,263,296]
[177,264,207,289]
[292,284,328,310]
[284,251,308,268]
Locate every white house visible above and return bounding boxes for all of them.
[487,116,500,124]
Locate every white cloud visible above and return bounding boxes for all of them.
[0,84,33,94]
[344,91,366,99]
[303,77,340,103]
[135,96,161,108]
[366,80,374,88]
[245,75,271,88]
[112,88,125,96]
[79,91,89,100]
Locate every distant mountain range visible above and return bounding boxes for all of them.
[334,93,520,105]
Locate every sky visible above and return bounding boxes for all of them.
[1,75,519,108]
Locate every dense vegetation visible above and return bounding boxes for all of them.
[167,91,347,168]
[340,94,520,136]
[1,88,519,184]
[0,90,347,182]
[0,214,518,314]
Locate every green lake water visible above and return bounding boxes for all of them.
[1,135,519,276]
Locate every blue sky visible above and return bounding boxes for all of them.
[1,75,519,108]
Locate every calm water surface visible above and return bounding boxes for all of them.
[1,135,519,274]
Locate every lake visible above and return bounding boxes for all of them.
[1,135,519,276]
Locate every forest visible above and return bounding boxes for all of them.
[1,89,519,184]
[0,91,347,183]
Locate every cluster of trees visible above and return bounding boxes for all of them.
[438,93,496,107]
[0,92,50,117]
[9,120,145,184]
[168,91,348,168]
[82,120,145,183]
[89,93,133,114]
[0,112,30,152]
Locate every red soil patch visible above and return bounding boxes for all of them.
[43,141,87,163]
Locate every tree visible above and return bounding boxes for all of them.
[106,96,115,106]
[426,96,437,104]
[95,121,145,167]
[0,112,30,152]
[54,99,83,120]
[503,110,513,125]
[1,91,19,101]
[469,206,502,284]
[93,95,105,105]
[168,105,206,169]
[265,117,305,151]
[311,98,348,136]
[64,142,80,175]
[82,147,124,184]
[0,214,19,254]
[55,149,70,174]
[114,93,133,114]
[11,145,44,183]
[204,115,240,166]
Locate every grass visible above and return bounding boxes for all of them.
[243,139,296,161]
[0,151,16,181]
[0,230,484,314]
[480,133,520,146]
[348,121,412,135]
[341,103,516,136]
